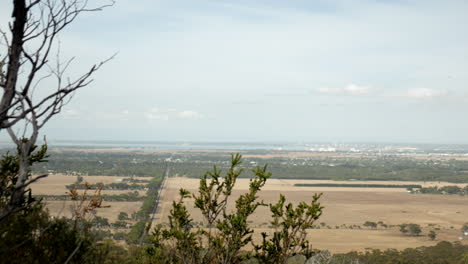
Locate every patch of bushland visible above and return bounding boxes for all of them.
[295,183,422,188]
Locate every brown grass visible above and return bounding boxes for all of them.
[30,174,147,223]
[154,177,468,253]
[45,201,142,222]
[30,174,151,195]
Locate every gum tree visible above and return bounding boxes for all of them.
[0,0,113,224]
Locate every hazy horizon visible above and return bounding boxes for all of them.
[3,138,468,149]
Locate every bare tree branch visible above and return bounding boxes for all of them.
[0,0,115,130]
[16,174,48,190]
[0,0,114,229]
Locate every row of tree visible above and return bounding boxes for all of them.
[35,191,145,202]
[410,185,468,195]
[66,182,149,190]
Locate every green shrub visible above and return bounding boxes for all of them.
[143,154,323,264]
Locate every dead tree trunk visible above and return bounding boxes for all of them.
[0,0,27,127]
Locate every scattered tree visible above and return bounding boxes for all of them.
[118,212,129,221]
[363,221,377,229]
[400,224,409,234]
[76,175,84,184]
[400,223,422,236]
[92,216,110,228]
[408,224,422,236]
[113,220,129,229]
[461,222,468,233]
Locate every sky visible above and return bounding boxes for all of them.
[1,0,468,143]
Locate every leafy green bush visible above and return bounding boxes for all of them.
[143,154,323,264]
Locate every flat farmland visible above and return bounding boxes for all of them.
[45,201,142,222]
[30,174,150,223]
[154,177,468,253]
[30,174,151,195]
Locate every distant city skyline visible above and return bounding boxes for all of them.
[2,139,468,149]
[1,0,467,143]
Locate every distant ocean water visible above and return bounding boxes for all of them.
[47,141,300,151]
[1,140,467,153]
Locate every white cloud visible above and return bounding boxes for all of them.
[344,84,369,95]
[317,84,370,96]
[178,110,204,120]
[404,88,447,99]
[144,108,204,121]
[317,85,449,101]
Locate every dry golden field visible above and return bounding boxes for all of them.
[30,174,151,195]
[154,177,468,253]
[27,166,468,252]
[30,174,148,222]
[45,201,142,222]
